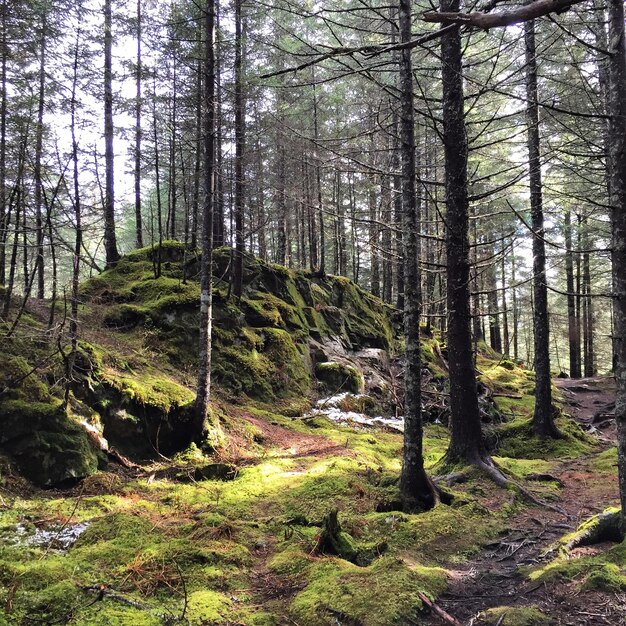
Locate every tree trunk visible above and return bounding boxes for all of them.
[103,0,120,267]
[564,209,580,377]
[134,0,143,248]
[0,0,6,285]
[525,18,559,438]
[441,0,486,464]
[397,0,436,512]
[194,0,218,444]
[233,0,245,298]
[606,0,626,534]
[34,9,46,298]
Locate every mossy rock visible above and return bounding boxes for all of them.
[480,606,551,626]
[0,400,102,486]
[315,362,364,394]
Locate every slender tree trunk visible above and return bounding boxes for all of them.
[486,246,502,353]
[103,0,119,267]
[3,140,25,317]
[213,6,225,248]
[191,29,202,250]
[525,18,559,438]
[606,0,626,534]
[152,72,163,277]
[582,222,595,376]
[368,127,380,295]
[0,0,6,285]
[134,0,143,248]
[313,84,325,275]
[232,0,245,298]
[501,248,509,355]
[194,0,218,444]
[336,170,347,276]
[66,25,83,405]
[34,10,47,298]
[168,54,178,240]
[564,209,580,377]
[397,0,435,512]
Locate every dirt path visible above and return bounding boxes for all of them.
[424,377,624,626]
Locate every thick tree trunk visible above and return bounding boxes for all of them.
[525,18,559,438]
[441,0,486,464]
[103,0,120,267]
[194,0,218,444]
[398,0,435,512]
[606,0,626,533]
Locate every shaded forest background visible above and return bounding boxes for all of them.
[0,0,616,375]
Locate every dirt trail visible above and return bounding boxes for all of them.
[424,377,625,626]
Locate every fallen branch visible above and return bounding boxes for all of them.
[417,591,463,626]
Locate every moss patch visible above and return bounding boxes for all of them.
[480,606,552,626]
[290,557,446,626]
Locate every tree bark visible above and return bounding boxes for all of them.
[397,0,436,512]
[525,18,559,438]
[564,209,580,377]
[441,0,486,464]
[134,0,143,249]
[193,0,218,444]
[103,0,120,267]
[0,0,6,286]
[606,0,626,533]
[233,0,245,298]
[34,9,46,298]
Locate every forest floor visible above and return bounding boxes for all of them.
[423,376,624,626]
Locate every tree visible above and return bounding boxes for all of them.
[397,0,436,511]
[193,0,218,444]
[103,0,120,267]
[525,18,560,438]
[606,0,626,533]
[232,0,245,299]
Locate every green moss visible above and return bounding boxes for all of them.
[591,447,618,474]
[102,371,194,414]
[493,416,594,459]
[0,400,101,486]
[77,605,162,626]
[290,557,446,626]
[480,606,552,626]
[315,362,364,394]
[0,354,52,402]
[186,590,232,624]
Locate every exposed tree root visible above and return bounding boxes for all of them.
[436,454,567,515]
[560,509,624,553]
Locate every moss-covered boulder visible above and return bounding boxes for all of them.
[315,362,364,395]
[0,400,102,486]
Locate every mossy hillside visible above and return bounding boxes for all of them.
[79,242,396,407]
